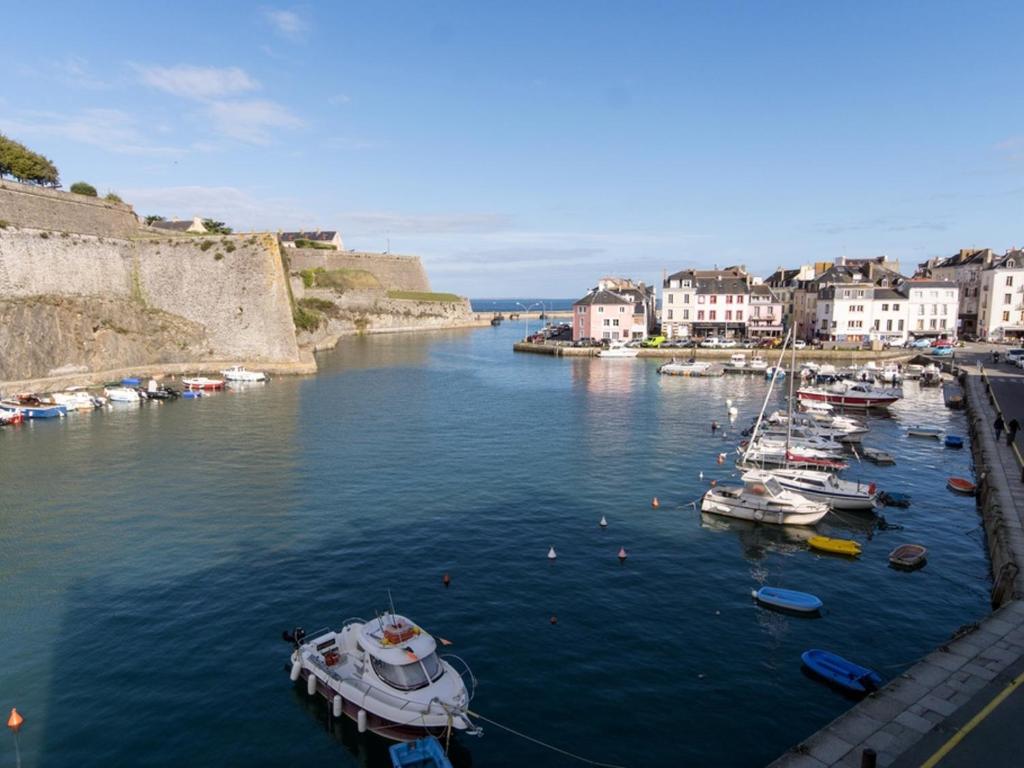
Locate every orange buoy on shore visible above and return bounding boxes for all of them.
[7,707,23,733]
[651,497,660,509]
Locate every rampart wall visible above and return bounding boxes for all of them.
[286,248,432,292]
[0,180,139,237]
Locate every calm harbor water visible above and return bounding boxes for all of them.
[0,324,989,767]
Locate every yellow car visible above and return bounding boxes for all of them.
[641,336,667,348]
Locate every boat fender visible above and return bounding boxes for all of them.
[290,660,302,682]
[754,510,764,522]
[333,695,343,718]
[307,673,317,696]
[752,484,766,496]
[357,709,367,733]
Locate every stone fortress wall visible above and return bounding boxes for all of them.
[0,180,139,237]
[286,248,432,293]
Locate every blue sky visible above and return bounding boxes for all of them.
[1,1,1022,297]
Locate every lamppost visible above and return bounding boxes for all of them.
[515,301,542,340]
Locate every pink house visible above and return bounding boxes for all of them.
[573,290,633,341]
[747,284,784,337]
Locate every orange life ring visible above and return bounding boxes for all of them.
[383,621,418,644]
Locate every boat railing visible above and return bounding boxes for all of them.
[442,654,477,702]
[341,616,367,627]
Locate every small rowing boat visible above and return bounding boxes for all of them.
[944,435,964,449]
[808,535,862,557]
[908,425,942,438]
[801,649,881,694]
[947,477,976,495]
[862,447,895,465]
[751,586,823,614]
[889,544,927,570]
[390,737,453,768]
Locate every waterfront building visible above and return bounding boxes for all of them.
[280,230,345,249]
[977,250,1024,341]
[905,279,960,340]
[917,248,996,337]
[661,266,751,339]
[747,284,784,338]
[572,277,656,341]
[766,263,823,333]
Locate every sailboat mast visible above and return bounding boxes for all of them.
[785,332,796,462]
[743,328,792,465]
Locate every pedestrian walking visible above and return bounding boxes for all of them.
[1008,418,1020,447]
[994,415,1005,440]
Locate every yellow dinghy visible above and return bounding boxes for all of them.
[808,535,862,557]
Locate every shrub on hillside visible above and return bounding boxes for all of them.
[104,192,123,203]
[70,181,98,197]
[294,238,337,250]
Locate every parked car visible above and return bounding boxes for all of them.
[719,339,738,349]
[931,338,952,348]
[1005,348,1024,365]
[641,335,666,348]
[700,338,721,348]
[793,340,807,350]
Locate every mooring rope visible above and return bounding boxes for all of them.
[467,710,629,768]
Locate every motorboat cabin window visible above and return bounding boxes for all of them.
[371,652,444,691]
[763,478,784,496]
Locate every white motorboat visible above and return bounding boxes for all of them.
[739,443,848,471]
[754,434,846,455]
[103,386,141,403]
[904,364,925,380]
[764,468,878,511]
[879,364,902,385]
[749,356,769,371]
[907,425,943,438]
[766,410,867,438]
[598,343,639,358]
[182,376,225,390]
[760,421,863,445]
[920,365,941,387]
[701,470,829,526]
[285,613,479,742]
[726,353,747,369]
[51,389,105,411]
[658,359,712,376]
[221,366,267,382]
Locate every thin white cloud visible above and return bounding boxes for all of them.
[206,100,304,145]
[0,108,185,156]
[54,56,112,90]
[340,212,515,235]
[263,9,309,40]
[134,64,260,100]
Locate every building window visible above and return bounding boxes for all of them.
[886,319,893,331]
[710,295,718,304]
[736,311,743,321]
[849,320,863,329]
[1007,276,1014,287]
[603,319,610,326]
[684,294,690,304]
[613,319,619,326]
[737,295,744,304]
[667,309,674,320]
[893,303,900,311]
[668,294,674,304]
[918,305,925,316]
[917,320,924,330]
[698,295,706,304]
[683,310,689,320]
[709,311,717,320]
[598,307,604,313]
[683,280,691,288]
[940,319,947,329]
[620,306,626,312]
[873,320,880,330]
[881,303,889,311]
[725,310,732,321]
[1006,294,1013,305]
[1004,311,1011,322]
[726,295,734,304]
[898,320,904,331]
[929,319,937,329]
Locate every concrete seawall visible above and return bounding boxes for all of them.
[513,342,917,361]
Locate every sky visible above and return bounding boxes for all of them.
[1,1,1022,297]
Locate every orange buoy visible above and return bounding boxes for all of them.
[651,497,660,509]
[618,547,628,562]
[710,479,718,487]
[7,708,23,733]
[550,614,558,625]
[442,572,451,587]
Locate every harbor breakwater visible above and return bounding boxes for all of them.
[0,180,474,387]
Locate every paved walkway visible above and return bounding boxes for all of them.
[770,347,1024,768]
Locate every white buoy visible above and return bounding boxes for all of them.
[333,695,343,718]
[699,470,704,480]
[726,398,733,408]
[306,673,317,696]
[548,546,557,560]
[289,660,302,682]
[357,709,367,733]
[728,406,739,417]
[599,516,608,528]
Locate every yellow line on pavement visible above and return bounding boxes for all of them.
[920,670,1024,768]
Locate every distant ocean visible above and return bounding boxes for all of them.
[470,298,575,312]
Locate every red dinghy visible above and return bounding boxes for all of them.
[947,477,976,495]
[889,544,928,570]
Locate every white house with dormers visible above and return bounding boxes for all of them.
[978,250,1024,341]
[905,279,960,339]
[661,267,752,339]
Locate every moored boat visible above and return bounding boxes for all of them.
[752,586,823,614]
[390,737,453,768]
[944,435,964,449]
[807,535,861,557]
[0,407,25,425]
[221,365,267,382]
[658,359,712,376]
[862,446,895,465]
[182,376,225,390]
[0,395,66,419]
[50,390,104,411]
[285,612,479,742]
[801,649,882,694]
[701,470,830,526]
[598,343,639,359]
[764,468,877,511]
[947,477,976,495]
[907,425,943,438]
[889,543,927,570]
[104,386,142,403]
[797,381,901,410]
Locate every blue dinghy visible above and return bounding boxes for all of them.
[944,435,964,449]
[801,649,882,694]
[752,586,823,614]
[390,737,453,768]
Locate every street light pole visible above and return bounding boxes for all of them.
[515,301,542,340]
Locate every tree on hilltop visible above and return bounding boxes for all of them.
[0,133,60,187]
[203,218,232,234]
[70,181,98,197]
[144,214,165,225]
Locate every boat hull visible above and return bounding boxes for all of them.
[797,389,899,409]
[801,649,881,694]
[947,477,976,495]
[889,544,927,570]
[701,494,828,526]
[808,535,862,557]
[752,586,823,614]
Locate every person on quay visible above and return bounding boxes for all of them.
[1008,418,1020,448]
[994,415,1005,441]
